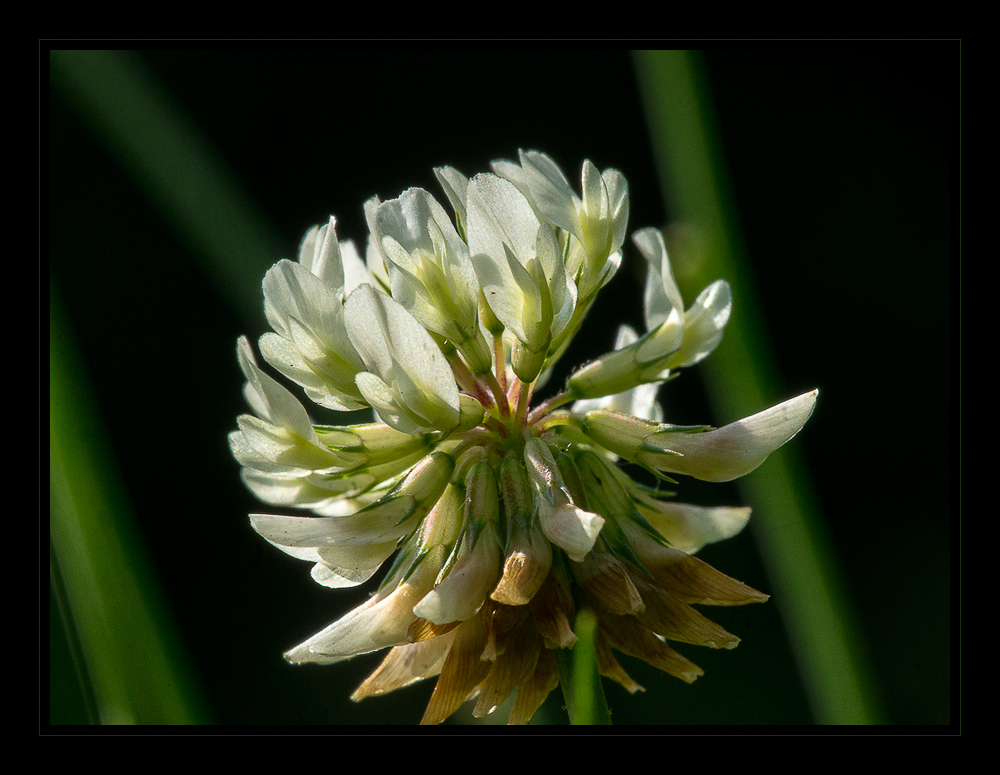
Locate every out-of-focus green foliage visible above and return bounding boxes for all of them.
[632,49,883,725]
[50,284,210,724]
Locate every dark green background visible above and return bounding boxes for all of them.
[48,45,956,727]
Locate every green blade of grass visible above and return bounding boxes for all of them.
[632,49,883,725]
[50,283,210,724]
[48,49,285,725]
[49,49,282,327]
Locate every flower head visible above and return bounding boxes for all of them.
[231,150,817,724]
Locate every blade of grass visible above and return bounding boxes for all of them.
[48,49,284,725]
[632,49,882,725]
[49,49,282,327]
[49,282,210,724]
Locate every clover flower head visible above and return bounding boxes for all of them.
[230,150,817,724]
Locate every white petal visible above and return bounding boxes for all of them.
[354,371,414,434]
[241,469,335,508]
[522,439,606,562]
[251,490,417,559]
[633,228,684,360]
[469,243,532,343]
[229,430,304,475]
[338,239,374,297]
[263,259,340,343]
[300,216,346,290]
[646,390,819,482]
[258,331,366,412]
[637,501,751,555]
[236,336,319,441]
[284,554,441,664]
[433,166,470,228]
[467,173,541,263]
[344,284,460,432]
[602,168,629,255]
[310,561,379,588]
[373,188,470,278]
[538,502,605,563]
[260,260,367,408]
[315,540,399,584]
[236,414,342,471]
[670,280,732,368]
[412,526,501,625]
[516,149,581,239]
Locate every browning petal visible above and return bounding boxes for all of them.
[351,635,454,700]
[407,617,462,643]
[421,617,491,725]
[633,575,741,649]
[508,646,560,725]
[572,551,645,615]
[595,629,645,694]
[474,616,541,717]
[528,565,578,649]
[640,542,768,606]
[600,611,704,683]
[480,599,531,661]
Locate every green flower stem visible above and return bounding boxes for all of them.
[527,391,574,425]
[491,332,509,390]
[556,608,612,725]
[482,368,512,418]
[511,378,533,425]
[632,49,883,725]
[450,355,497,414]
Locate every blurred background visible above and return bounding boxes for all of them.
[47,46,956,728]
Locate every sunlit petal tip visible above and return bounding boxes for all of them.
[645,390,818,482]
[637,501,752,555]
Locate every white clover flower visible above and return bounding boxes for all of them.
[259,218,370,412]
[230,150,818,725]
[580,390,818,483]
[344,283,477,435]
[565,227,735,402]
[367,188,492,374]
[465,172,577,383]
[493,150,629,299]
[634,227,732,370]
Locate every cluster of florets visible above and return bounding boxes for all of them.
[230,150,816,724]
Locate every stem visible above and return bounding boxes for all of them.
[533,410,582,439]
[481,413,509,438]
[450,355,496,414]
[447,429,492,459]
[482,368,511,418]
[514,378,533,424]
[555,608,611,725]
[493,333,508,393]
[527,391,573,425]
